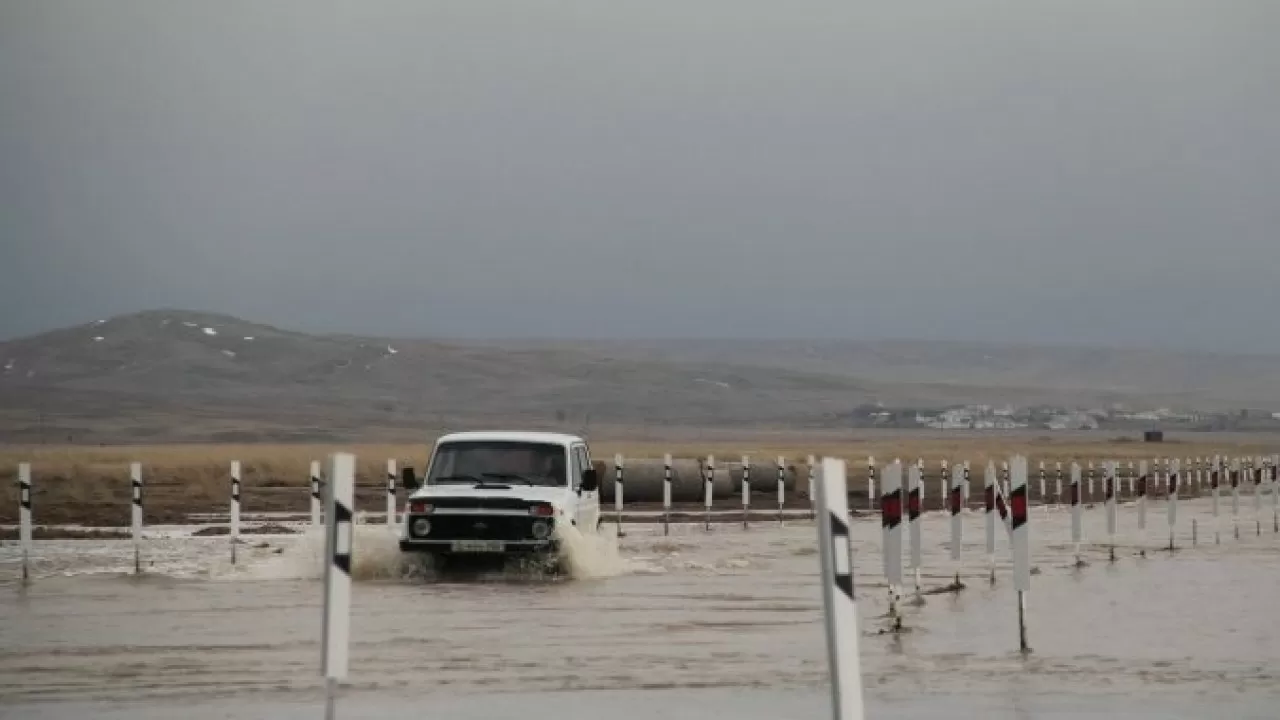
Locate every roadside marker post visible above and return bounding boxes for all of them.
[131,462,143,575]
[704,455,715,532]
[1167,458,1180,551]
[1127,461,1136,497]
[1105,461,1118,563]
[1002,461,1011,504]
[948,458,964,591]
[940,460,950,513]
[985,461,998,584]
[1271,454,1279,533]
[1254,455,1263,536]
[1137,460,1148,532]
[776,456,786,526]
[386,458,398,530]
[1055,462,1063,506]
[663,454,673,536]
[1010,455,1031,654]
[19,463,32,583]
[230,461,241,565]
[814,457,867,720]
[1038,461,1046,508]
[321,452,355,720]
[741,455,751,530]
[1087,462,1095,503]
[1070,462,1084,567]
[907,460,923,600]
[881,460,904,632]
[614,454,625,537]
[866,457,875,512]
[807,455,816,520]
[1211,455,1221,544]
[1231,457,1241,540]
[310,461,322,527]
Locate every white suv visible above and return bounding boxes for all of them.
[399,431,601,564]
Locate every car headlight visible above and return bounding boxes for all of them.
[411,518,431,537]
[531,520,550,540]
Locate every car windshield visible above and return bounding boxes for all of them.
[426,441,567,487]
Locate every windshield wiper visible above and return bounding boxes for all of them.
[432,474,486,484]
[481,472,537,485]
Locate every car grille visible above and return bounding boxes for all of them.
[428,497,534,511]
[409,514,546,541]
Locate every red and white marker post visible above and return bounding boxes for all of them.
[1010,455,1031,653]
[881,459,904,632]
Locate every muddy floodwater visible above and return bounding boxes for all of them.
[3,496,1280,719]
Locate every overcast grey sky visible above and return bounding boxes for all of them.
[2,1,1278,348]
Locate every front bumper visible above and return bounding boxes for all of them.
[400,512,557,554]
[398,538,558,555]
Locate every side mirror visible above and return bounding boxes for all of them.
[402,466,420,491]
[580,468,599,493]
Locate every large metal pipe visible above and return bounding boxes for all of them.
[593,458,805,503]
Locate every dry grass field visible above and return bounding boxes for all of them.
[2,430,1274,526]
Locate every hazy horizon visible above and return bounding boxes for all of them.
[3,2,1278,350]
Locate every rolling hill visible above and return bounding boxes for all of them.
[2,309,1278,443]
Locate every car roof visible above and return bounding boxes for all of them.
[435,431,585,447]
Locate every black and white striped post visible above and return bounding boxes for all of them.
[985,460,998,585]
[1010,455,1031,654]
[866,456,875,512]
[230,461,241,565]
[614,454,625,537]
[1070,462,1084,567]
[948,458,964,591]
[663,453,673,536]
[1127,461,1136,497]
[1137,459,1148,533]
[131,462,143,575]
[1105,460,1117,563]
[814,457,867,720]
[940,459,950,510]
[1231,457,1241,540]
[776,456,786,526]
[881,459,904,632]
[1253,455,1263,536]
[386,458,398,530]
[18,463,32,583]
[741,455,751,530]
[704,455,715,532]
[1271,454,1279,533]
[907,459,923,600]
[321,452,355,720]
[807,455,817,520]
[963,460,972,507]
[1167,458,1180,552]
[1211,455,1222,544]
[310,460,322,528]
[1055,461,1063,506]
[1087,461,1095,503]
[1038,461,1046,507]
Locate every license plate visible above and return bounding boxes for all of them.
[451,540,505,553]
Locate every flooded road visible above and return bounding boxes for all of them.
[3,497,1279,718]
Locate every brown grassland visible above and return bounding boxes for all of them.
[2,429,1275,526]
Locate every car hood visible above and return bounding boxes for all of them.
[408,484,572,506]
